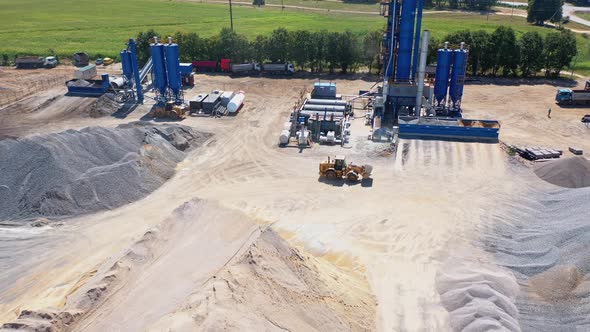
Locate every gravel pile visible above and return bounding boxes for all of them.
[0,122,210,221]
[89,94,121,118]
[534,156,590,188]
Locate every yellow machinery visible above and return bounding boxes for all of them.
[149,101,188,120]
[319,156,373,182]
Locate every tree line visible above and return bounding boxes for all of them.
[441,27,577,77]
[136,28,382,74]
[136,26,577,78]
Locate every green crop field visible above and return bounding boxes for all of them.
[1,0,589,75]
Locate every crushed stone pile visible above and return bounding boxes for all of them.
[534,156,590,188]
[89,94,121,117]
[0,122,210,221]
[436,260,521,332]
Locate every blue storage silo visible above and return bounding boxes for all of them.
[150,42,167,97]
[449,46,468,108]
[434,45,453,106]
[395,0,417,82]
[164,42,181,99]
[120,50,132,81]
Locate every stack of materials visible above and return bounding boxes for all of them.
[513,146,563,161]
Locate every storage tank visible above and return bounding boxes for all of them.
[449,43,468,108]
[395,0,417,82]
[434,42,453,106]
[150,38,167,97]
[227,93,245,113]
[120,50,132,81]
[164,39,181,99]
[279,130,290,145]
[299,111,345,119]
[305,99,348,106]
[109,77,126,88]
[302,104,346,112]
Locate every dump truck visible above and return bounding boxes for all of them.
[73,52,90,67]
[556,88,590,105]
[319,156,372,182]
[193,60,218,72]
[230,63,260,75]
[15,56,58,69]
[556,80,590,105]
[262,63,295,75]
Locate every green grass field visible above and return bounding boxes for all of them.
[1,0,589,75]
[575,11,590,21]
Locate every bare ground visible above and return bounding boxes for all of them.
[0,72,589,331]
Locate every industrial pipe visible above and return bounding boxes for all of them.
[415,30,430,119]
[411,0,425,81]
[128,38,143,104]
[305,99,348,106]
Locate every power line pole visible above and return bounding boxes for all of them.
[229,0,234,31]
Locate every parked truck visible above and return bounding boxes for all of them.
[230,63,260,75]
[262,63,295,75]
[73,52,90,67]
[15,56,58,69]
[193,60,218,72]
[556,88,590,105]
[556,80,590,105]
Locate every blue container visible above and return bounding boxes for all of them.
[165,43,181,98]
[434,48,453,106]
[449,49,468,107]
[150,43,167,96]
[395,0,417,82]
[120,50,132,81]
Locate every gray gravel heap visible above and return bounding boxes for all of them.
[534,156,590,188]
[0,122,210,221]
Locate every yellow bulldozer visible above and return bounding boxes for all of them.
[149,101,188,120]
[319,156,373,182]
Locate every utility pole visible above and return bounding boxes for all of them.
[229,0,234,31]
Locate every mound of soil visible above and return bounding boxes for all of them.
[89,94,121,118]
[534,156,590,188]
[0,122,210,221]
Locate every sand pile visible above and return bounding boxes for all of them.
[534,156,590,188]
[88,94,121,118]
[529,265,584,301]
[0,123,210,221]
[4,199,374,331]
[151,228,376,332]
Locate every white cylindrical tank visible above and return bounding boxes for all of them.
[279,130,290,145]
[326,131,336,143]
[302,104,346,112]
[306,99,348,106]
[299,111,345,119]
[228,93,245,113]
[109,77,126,88]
